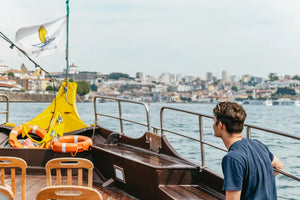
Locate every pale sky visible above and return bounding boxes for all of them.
[1,0,300,79]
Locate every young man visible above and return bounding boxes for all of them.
[213,102,283,200]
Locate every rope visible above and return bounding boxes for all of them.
[0,31,60,85]
[0,30,76,126]
[65,81,85,105]
[0,31,61,131]
[71,147,80,157]
[64,83,73,105]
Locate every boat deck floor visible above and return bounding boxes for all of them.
[9,175,137,200]
[159,185,219,200]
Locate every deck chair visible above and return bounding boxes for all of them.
[0,186,14,200]
[36,185,102,200]
[0,156,27,200]
[45,157,93,187]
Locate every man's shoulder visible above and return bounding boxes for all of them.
[247,138,269,151]
[223,151,245,165]
[233,138,268,150]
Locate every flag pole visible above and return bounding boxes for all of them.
[65,0,70,82]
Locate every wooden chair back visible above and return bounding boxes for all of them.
[0,186,14,200]
[36,185,102,200]
[0,156,27,200]
[45,157,93,187]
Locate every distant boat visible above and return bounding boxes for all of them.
[265,100,273,106]
[294,100,300,107]
[242,99,300,106]
[242,99,269,105]
[272,98,293,106]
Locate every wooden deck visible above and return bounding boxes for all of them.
[10,175,136,200]
[159,185,218,200]
[0,127,225,200]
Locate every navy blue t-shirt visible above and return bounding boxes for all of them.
[222,138,276,200]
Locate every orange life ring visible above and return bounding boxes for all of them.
[50,135,93,153]
[9,124,47,148]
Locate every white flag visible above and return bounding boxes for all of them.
[15,16,66,57]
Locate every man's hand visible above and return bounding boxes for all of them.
[272,156,283,176]
[23,138,34,147]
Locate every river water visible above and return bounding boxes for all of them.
[3,102,300,200]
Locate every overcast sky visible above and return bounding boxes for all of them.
[1,0,300,79]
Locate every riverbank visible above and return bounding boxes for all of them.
[0,91,84,102]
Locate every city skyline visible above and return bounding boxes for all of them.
[1,0,300,79]
[1,61,298,81]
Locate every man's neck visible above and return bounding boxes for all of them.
[222,133,243,150]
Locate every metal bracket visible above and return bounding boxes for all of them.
[146,132,162,153]
[102,178,115,187]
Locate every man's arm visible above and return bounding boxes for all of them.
[272,155,283,176]
[226,191,241,200]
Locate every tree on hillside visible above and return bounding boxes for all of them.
[90,84,98,92]
[108,72,130,80]
[167,86,176,92]
[268,73,279,81]
[276,87,296,96]
[76,81,90,96]
[292,75,300,81]
[8,72,14,79]
[46,86,58,91]
[231,86,238,92]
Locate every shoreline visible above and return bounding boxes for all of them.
[0,91,84,102]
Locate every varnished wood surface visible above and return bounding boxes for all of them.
[0,128,225,200]
[0,186,14,200]
[45,157,93,187]
[14,175,47,200]
[94,144,196,169]
[0,157,27,200]
[36,185,102,200]
[12,175,136,200]
[159,185,219,200]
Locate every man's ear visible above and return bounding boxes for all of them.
[216,121,222,128]
[218,121,226,130]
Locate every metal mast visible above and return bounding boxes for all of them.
[65,0,70,81]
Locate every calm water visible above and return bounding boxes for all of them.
[2,102,300,199]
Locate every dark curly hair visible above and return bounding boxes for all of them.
[213,102,247,134]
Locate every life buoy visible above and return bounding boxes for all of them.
[9,124,47,148]
[50,135,93,153]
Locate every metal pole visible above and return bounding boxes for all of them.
[5,96,9,123]
[199,116,205,167]
[160,107,164,136]
[118,100,123,133]
[93,97,98,126]
[65,0,70,81]
[246,126,251,138]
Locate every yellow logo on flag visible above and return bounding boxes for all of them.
[39,26,47,43]
[33,26,55,48]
